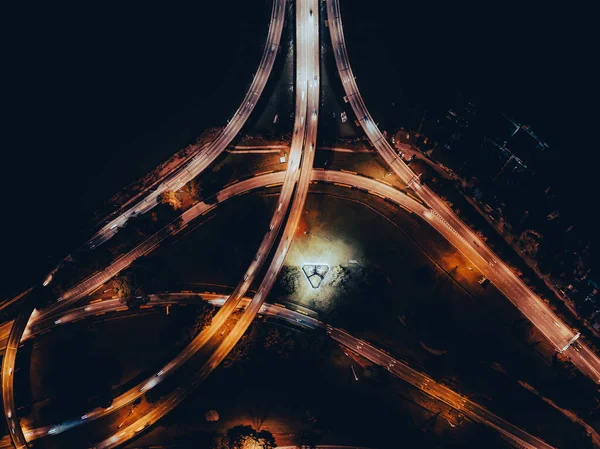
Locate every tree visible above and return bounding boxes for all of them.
[182,303,216,343]
[205,410,220,422]
[223,331,252,368]
[184,177,204,202]
[264,328,295,359]
[225,425,275,449]
[113,270,150,308]
[511,318,534,342]
[254,429,276,449]
[555,352,578,378]
[113,275,132,303]
[517,229,542,258]
[279,266,301,294]
[90,390,113,410]
[158,190,182,210]
[145,387,165,404]
[226,425,255,449]
[202,164,235,204]
[328,265,349,290]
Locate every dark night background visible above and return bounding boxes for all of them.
[1,1,598,299]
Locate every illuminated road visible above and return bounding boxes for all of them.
[10,169,288,441]
[16,292,552,448]
[0,0,578,446]
[78,0,286,253]
[88,2,320,447]
[20,292,323,442]
[5,166,424,341]
[2,308,33,449]
[0,321,12,351]
[37,170,286,316]
[17,1,313,440]
[5,0,285,312]
[325,0,600,383]
[0,287,33,314]
[0,167,445,444]
[32,0,312,437]
[23,292,323,346]
[2,164,563,446]
[329,326,556,449]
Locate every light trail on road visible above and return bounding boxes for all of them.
[88,2,320,447]
[0,0,580,446]
[16,290,554,449]
[82,0,287,254]
[2,307,33,449]
[325,0,600,384]
[0,166,473,444]
[329,326,556,449]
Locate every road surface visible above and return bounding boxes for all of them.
[325,0,600,383]
[0,166,452,443]
[83,0,287,253]
[37,170,286,316]
[15,291,553,449]
[6,0,286,313]
[87,2,320,447]
[2,168,571,446]
[2,307,33,449]
[20,292,323,442]
[329,326,556,449]
[17,0,314,442]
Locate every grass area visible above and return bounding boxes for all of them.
[204,148,286,188]
[124,320,508,449]
[49,150,285,297]
[92,128,221,227]
[408,157,585,332]
[20,306,203,431]
[314,147,407,191]
[25,183,598,448]
[136,191,277,293]
[271,187,598,447]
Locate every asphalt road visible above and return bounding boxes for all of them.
[328,326,556,449]
[87,2,320,448]
[0,0,287,313]
[2,307,33,449]
[36,170,285,316]
[1,0,581,445]
[3,167,423,349]
[16,291,553,449]
[4,162,576,446]
[66,0,287,256]
[325,0,600,384]
[0,166,467,444]
[15,0,309,438]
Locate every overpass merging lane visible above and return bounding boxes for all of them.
[84,0,287,252]
[3,168,556,449]
[0,166,494,445]
[88,1,320,447]
[324,0,599,383]
[15,292,555,449]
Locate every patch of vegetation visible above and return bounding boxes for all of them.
[210,425,275,449]
[278,266,301,295]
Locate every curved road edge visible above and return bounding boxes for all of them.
[324,0,600,384]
